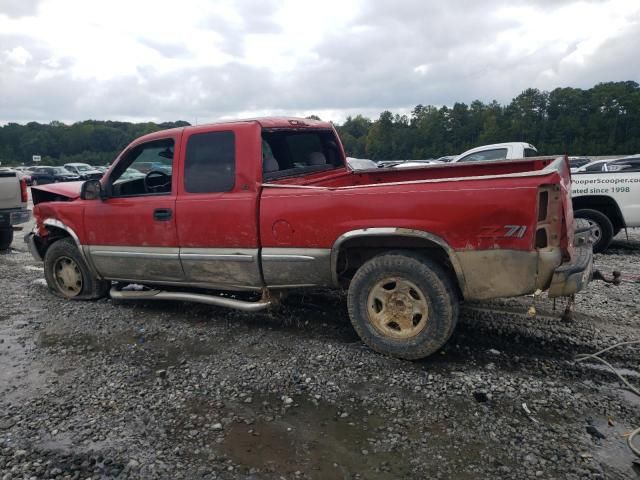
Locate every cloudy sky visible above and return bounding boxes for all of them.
[1,0,639,125]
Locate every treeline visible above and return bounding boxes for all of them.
[1,81,639,166]
[0,120,190,166]
[336,81,640,159]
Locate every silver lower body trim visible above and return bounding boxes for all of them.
[88,245,184,282]
[261,248,332,287]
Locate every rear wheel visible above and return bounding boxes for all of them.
[44,238,110,300]
[0,228,13,251]
[347,251,459,360]
[574,208,613,253]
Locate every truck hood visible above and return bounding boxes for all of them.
[31,181,84,205]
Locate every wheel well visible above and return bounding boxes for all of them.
[572,196,625,231]
[335,235,463,296]
[38,226,72,257]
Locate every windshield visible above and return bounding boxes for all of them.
[75,165,92,171]
[53,167,73,174]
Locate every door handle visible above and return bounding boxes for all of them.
[153,208,172,221]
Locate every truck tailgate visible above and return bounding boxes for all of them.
[0,172,22,210]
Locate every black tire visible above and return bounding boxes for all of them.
[574,209,613,253]
[347,251,459,360]
[44,238,110,300]
[0,228,13,251]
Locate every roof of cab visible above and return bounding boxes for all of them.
[132,117,333,145]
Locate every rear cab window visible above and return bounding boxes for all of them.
[524,148,538,158]
[262,129,343,180]
[184,131,236,193]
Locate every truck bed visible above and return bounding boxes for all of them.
[268,157,559,189]
[259,156,574,299]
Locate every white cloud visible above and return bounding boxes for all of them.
[3,45,32,65]
[0,0,638,124]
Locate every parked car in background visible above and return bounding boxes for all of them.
[346,157,378,170]
[393,160,444,169]
[575,159,612,173]
[450,142,538,163]
[0,168,30,250]
[568,157,591,172]
[113,168,145,182]
[30,166,81,185]
[63,163,103,180]
[572,155,640,252]
[377,159,443,168]
[12,167,32,183]
[576,155,640,174]
[135,161,172,174]
[8,167,33,186]
[94,166,108,173]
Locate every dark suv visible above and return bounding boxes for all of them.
[30,167,81,185]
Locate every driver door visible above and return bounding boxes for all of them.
[84,135,185,282]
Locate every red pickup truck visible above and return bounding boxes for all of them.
[26,117,593,359]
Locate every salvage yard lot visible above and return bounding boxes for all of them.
[1,231,639,479]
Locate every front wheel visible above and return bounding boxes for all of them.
[574,209,613,253]
[44,238,110,300]
[347,251,459,360]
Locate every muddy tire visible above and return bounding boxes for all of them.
[44,238,110,300]
[0,228,13,251]
[574,208,613,253]
[347,251,459,360]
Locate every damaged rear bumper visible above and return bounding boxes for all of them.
[547,219,594,297]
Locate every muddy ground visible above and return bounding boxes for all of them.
[1,224,639,480]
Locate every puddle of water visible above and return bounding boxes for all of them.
[589,417,639,479]
[218,396,411,479]
[0,324,50,403]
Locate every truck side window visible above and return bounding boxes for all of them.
[109,139,174,197]
[458,148,508,162]
[184,131,235,193]
[524,148,538,157]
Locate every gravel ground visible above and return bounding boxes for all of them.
[1,226,639,479]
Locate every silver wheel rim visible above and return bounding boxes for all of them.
[367,277,429,339]
[53,256,83,297]
[585,219,602,243]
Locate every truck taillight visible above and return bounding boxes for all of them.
[535,185,561,249]
[20,178,28,203]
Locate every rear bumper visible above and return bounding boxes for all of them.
[0,208,30,227]
[547,219,594,297]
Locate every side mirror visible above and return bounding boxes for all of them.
[80,179,103,200]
